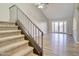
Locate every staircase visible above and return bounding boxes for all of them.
[0,21,37,56]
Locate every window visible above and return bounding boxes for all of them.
[52,21,67,33]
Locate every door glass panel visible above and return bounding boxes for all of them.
[64,21,67,33]
[52,22,54,32]
[52,21,67,33]
[55,22,58,32]
[59,21,63,33]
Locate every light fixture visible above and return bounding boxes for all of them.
[35,3,48,8]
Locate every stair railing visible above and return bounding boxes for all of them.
[9,5,43,56]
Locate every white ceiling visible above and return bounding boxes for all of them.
[40,3,75,20]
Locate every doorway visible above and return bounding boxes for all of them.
[52,21,67,33]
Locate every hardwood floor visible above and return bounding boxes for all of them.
[43,33,79,56]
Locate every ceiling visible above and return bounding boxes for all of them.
[40,3,75,20]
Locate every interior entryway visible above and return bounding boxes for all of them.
[0,3,78,56]
[52,21,67,33]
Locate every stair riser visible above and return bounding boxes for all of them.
[0,23,15,26]
[0,27,18,30]
[0,40,28,52]
[0,37,25,47]
[7,44,29,55]
[25,50,34,56]
[12,49,33,56]
[0,32,21,38]
[0,22,35,56]
[5,42,28,53]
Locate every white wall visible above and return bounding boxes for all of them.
[0,3,48,33]
[0,3,75,34]
[73,4,79,42]
[16,4,48,33]
[41,3,74,34]
[41,3,74,20]
[0,3,10,21]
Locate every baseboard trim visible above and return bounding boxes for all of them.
[75,42,79,44]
